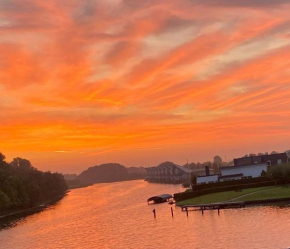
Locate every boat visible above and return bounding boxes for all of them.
[147,194,173,204]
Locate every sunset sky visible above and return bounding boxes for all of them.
[1,0,290,173]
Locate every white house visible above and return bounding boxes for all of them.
[196,174,219,185]
[219,163,268,182]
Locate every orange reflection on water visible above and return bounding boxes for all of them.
[1,180,290,249]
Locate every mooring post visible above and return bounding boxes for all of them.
[186,207,188,217]
[171,207,174,218]
[218,207,220,216]
[201,207,204,216]
[153,209,156,219]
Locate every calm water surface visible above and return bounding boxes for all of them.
[1,180,290,249]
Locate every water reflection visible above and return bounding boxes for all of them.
[1,180,290,249]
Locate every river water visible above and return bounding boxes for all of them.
[1,180,290,249]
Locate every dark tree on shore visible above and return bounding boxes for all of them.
[267,164,290,183]
[213,156,222,164]
[0,152,68,213]
[190,174,197,186]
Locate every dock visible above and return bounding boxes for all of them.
[180,201,245,211]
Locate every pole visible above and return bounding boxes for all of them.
[201,207,204,216]
[153,209,156,219]
[171,207,174,218]
[186,207,188,217]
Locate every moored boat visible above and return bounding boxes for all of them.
[147,194,173,204]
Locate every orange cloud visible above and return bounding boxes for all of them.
[1,0,290,172]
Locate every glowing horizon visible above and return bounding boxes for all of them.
[1,0,290,173]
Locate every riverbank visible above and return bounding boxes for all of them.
[66,179,93,189]
[66,177,145,190]
[176,185,290,206]
[0,191,69,220]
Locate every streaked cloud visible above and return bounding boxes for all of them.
[1,0,290,172]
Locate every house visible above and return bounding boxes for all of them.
[218,153,289,182]
[234,153,289,167]
[195,152,290,185]
[190,167,215,177]
[195,166,217,184]
[219,163,268,182]
[196,163,268,184]
[146,162,214,183]
[196,174,219,185]
[146,162,191,183]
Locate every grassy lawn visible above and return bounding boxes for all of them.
[177,186,273,206]
[238,186,290,202]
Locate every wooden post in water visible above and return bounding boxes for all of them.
[153,209,156,219]
[171,207,174,218]
[218,207,220,216]
[186,207,188,217]
[201,207,204,216]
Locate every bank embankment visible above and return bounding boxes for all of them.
[0,191,69,220]
[176,185,290,207]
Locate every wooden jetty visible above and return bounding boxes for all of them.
[180,201,245,212]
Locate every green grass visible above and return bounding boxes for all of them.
[238,186,290,202]
[177,186,273,205]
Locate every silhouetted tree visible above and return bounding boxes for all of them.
[0,152,67,213]
[196,162,202,169]
[202,161,212,168]
[184,162,197,170]
[0,153,5,162]
[10,157,34,171]
[268,166,283,180]
[261,170,267,177]
[190,174,197,186]
[213,156,222,164]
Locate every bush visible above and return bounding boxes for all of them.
[268,164,290,182]
[182,182,190,188]
[0,190,11,209]
[190,174,197,186]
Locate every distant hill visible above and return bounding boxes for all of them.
[79,163,129,184]
[127,166,147,180]
[63,174,78,181]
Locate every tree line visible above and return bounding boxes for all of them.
[183,155,231,174]
[0,153,68,212]
[263,164,290,182]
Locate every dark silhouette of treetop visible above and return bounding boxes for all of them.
[0,152,67,212]
[214,156,222,164]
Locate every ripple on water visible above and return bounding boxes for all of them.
[1,180,290,249]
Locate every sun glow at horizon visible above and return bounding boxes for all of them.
[1,0,290,173]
